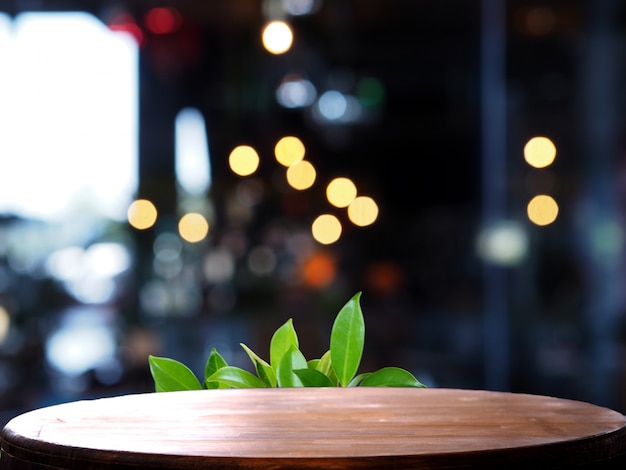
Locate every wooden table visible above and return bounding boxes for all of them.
[1,388,625,469]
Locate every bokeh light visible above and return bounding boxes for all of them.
[127,199,158,230]
[326,177,357,208]
[286,160,316,190]
[527,195,559,226]
[143,7,182,35]
[476,221,529,266]
[311,214,342,244]
[229,145,260,176]
[178,212,209,242]
[524,136,556,168]
[301,251,337,288]
[0,305,10,344]
[262,20,293,55]
[275,136,305,167]
[347,196,379,226]
[276,75,317,108]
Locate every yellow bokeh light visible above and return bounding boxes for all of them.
[527,195,559,226]
[347,196,379,227]
[229,145,260,176]
[524,136,556,168]
[286,160,316,190]
[275,136,305,167]
[262,20,293,55]
[127,199,158,230]
[0,305,10,344]
[311,214,342,245]
[326,177,357,208]
[178,212,209,242]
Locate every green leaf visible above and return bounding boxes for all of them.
[149,355,203,392]
[206,366,267,388]
[240,343,277,387]
[348,372,371,387]
[294,368,335,387]
[270,318,299,370]
[330,291,365,387]
[276,346,308,387]
[359,367,427,388]
[204,348,229,389]
[313,350,338,385]
[204,348,228,378]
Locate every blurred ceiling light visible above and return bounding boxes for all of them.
[476,221,529,267]
[0,305,10,344]
[326,177,357,208]
[314,91,364,124]
[282,0,320,16]
[276,75,317,108]
[143,7,182,35]
[0,12,138,222]
[262,20,293,54]
[317,90,347,120]
[286,160,316,190]
[524,136,556,168]
[84,243,131,278]
[347,196,379,227]
[46,246,85,281]
[178,212,209,243]
[175,107,211,196]
[127,199,158,229]
[311,214,342,244]
[229,145,260,176]
[275,136,306,166]
[46,323,117,376]
[527,195,559,226]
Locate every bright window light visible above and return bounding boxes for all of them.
[175,107,211,196]
[0,12,138,222]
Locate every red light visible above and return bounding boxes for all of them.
[144,7,182,35]
[108,14,145,47]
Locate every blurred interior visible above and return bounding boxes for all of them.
[1,0,626,426]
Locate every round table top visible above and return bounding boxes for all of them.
[2,387,626,469]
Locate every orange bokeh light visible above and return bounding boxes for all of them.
[301,252,337,288]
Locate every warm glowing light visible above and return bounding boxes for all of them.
[178,212,209,242]
[229,145,260,176]
[127,199,158,229]
[347,196,378,227]
[0,305,10,344]
[275,136,305,167]
[527,195,559,226]
[262,21,293,55]
[311,214,342,244]
[326,177,357,208]
[301,252,336,288]
[524,136,556,168]
[286,160,316,190]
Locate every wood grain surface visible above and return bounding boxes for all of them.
[1,387,626,469]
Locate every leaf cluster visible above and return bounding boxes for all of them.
[149,292,426,390]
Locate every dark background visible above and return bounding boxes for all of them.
[1,0,626,426]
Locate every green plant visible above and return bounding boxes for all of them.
[149,291,427,390]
